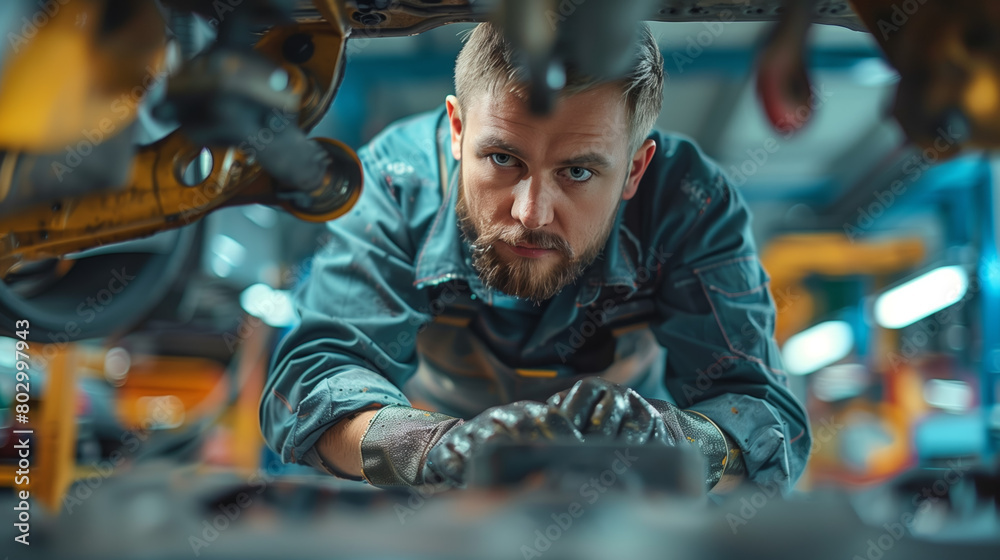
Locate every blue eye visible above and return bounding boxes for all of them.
[490,153,517,167]
[566,167,593,182]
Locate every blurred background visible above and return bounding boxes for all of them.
[1,3,999,559]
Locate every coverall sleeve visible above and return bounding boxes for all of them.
[646,140,812,492]
[259,144,432,474]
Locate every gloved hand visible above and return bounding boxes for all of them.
[425,401,585,487]
[358,401,584,488]
[547,377,745,490]
[547,377,677,445]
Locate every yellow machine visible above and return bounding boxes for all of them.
[0,0,363,281]
[1,0,999,283]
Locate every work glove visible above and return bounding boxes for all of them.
[425,401,585,487]
[547,377,744,491]
[359,401,583,488]
[358,405,463,488]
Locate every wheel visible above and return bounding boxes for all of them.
[0,226,197,343]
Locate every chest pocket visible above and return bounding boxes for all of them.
[692,256,774,365]
[548,287,657,373]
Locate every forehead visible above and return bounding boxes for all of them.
[465,83,630,160]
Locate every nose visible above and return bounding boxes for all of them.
[511,175,554,230]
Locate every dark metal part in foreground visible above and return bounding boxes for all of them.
[289,0,865,36]
[467,442,706,497]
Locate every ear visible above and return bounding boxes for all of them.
[622,138,657,201]
[446,95,463,161]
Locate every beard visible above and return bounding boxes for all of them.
[455,169,620,303]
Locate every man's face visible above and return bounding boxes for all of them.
[449,83,655,302]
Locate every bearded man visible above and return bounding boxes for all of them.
[260,22,811,494]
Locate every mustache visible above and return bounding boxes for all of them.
[454,177,573,259]
[476,226,574,257]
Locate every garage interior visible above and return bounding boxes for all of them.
[0,1,999,559]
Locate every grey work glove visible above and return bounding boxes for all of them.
[547,377,745,491]
[359,402,584,488]
[358,405,464,488]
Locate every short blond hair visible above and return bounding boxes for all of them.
[454,22,664,154]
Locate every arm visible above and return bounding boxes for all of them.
[650,162,811,494]
[259,131,438,479]
[316,409,380,477]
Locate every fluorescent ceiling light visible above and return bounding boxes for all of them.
[211,234,246,267]
[874,266,968,329]
[782,320,854,376]
[242,204,278,228]
[922,379,972,413]
[240,283,296,328]
[851,57,900,86]
[813,363,869,402]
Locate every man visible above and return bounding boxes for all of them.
[260,22,811,494]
